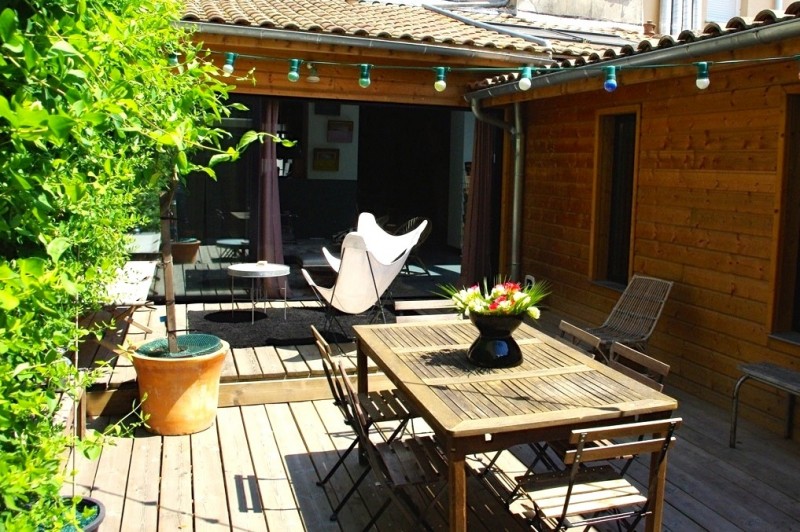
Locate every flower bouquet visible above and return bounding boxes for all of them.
[439,278,549,319]
[440,278,550,368]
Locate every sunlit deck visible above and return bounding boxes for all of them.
[68,301,800,531]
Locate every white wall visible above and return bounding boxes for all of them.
[447,112,475,249]
[306,104,359,181]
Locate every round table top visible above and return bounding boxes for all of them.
[217,238,249,248]
[227,261,290,278]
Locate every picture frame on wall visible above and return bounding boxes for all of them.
[312,148,340,171]
[327,120,354,143]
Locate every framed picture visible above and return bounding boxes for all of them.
[312,148,339,171]
[327,120,354,143]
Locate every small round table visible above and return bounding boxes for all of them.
[227,262,290,323]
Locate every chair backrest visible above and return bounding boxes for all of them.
[337,361,370,440]
[328,231,412,314]
[608,341,670,392]
[394,216,431,250]
[356,212,427,265]
[310,325,349,415]
[394,299,460,323]
[600,274,673,341]
[558,320,601,358]
[565,418,681,466]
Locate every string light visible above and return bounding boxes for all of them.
[167,52,180,67]
[204,49,800,93]
[434,67,448,92]
[603,66,618,92]
[287,59,301,82]
[222,52,237,77]
[695,62,710,90]
[518,66,532,91]
[306,63,320,83]
[358,64,371,88]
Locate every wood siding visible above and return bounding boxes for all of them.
[518,43,800,440]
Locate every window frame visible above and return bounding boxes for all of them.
[590,106,641,287]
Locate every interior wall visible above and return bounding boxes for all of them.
[306,104,360,181]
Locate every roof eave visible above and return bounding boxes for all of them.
[179,20,554,66]
[465,17,800,101]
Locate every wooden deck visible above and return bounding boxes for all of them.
[71,302,800,531]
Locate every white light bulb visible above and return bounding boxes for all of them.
[222,63,234,77]
[434,79,447,92]
[518,77,532,91]
[695,77,710,90]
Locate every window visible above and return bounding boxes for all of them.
[707,0,738,24]
[774,95,800,335]
[593,111,638,286]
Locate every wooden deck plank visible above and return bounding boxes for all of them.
[120,428,161,531]
[231,346,264,380]
[276,345,312,378]
[216,408,270,531]
[240,404,306,530]
[191,422,230,531]
[265,402,341,532]
[90,425,134,531]
[158,434,194,531]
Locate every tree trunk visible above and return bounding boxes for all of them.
[159,172,179,353]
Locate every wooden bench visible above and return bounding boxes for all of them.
[729,362,800,448]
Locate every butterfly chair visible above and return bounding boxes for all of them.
[323,212,428,272]
[310,326,415,492]
[394,216,432,275]
[559,275,673,362]
[336,361,448,531]
[302,231,411,339]
[512,418,682,531]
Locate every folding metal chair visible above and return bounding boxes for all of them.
[515,418,682,531]
[336,361,447,531]
[311,326,415,492]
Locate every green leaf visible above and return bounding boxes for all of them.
[0,290,19,311]
[46,238,71,262]
[0,9,18,43]
[48,115,75,139]
[50,40,81,57]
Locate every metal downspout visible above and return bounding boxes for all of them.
[469,99,524,279]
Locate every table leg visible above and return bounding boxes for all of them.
[448,452,467,532]
[356,339,368,464]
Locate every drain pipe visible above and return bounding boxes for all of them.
[469,98,524,280]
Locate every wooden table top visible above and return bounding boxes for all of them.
[354,320,678,443]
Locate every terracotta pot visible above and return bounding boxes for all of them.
[171,239,200,264]
[467,313,524,368]
[131,340,228,435]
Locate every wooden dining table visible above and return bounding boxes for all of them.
[354,319,678,532]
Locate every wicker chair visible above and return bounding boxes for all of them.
[559,274,673,362]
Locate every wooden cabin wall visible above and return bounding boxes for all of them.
[520,52,800,439]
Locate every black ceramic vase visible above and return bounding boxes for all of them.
[467,313,524,368]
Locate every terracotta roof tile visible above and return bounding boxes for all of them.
[182,0,549,53]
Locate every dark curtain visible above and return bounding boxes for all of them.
[256,100,289,298]
[460,118,497,285]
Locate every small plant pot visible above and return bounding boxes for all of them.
[62,496,105,532]
[172,238,200,264]
[132,336,229,435]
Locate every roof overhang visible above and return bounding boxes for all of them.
[465,17,800,102]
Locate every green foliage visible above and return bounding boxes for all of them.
[0,0,273,528]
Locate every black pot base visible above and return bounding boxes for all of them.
[467,336,522,368]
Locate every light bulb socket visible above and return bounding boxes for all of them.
[603,66,617,93]
[434,67,447,92]
[306,63,320,83]
[695,62,710,90]
[222,52,237,77]
[519,66,532,91]
[167,52,180,67]
[287,59,301,82]
[358,64,371,88]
